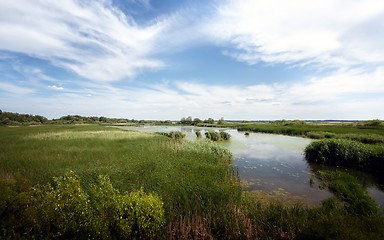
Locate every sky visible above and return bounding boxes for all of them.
[1,0,384,120]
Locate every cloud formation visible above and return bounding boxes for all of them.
[208,0,384,67]
[0,0,383,120]
[0,0,167,81]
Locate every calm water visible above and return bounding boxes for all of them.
[116,125,384,209]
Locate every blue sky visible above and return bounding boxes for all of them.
[1,0,384,120]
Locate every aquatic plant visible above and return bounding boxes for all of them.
[205,130,231,141]
[195,129,202,138]
[156,131,186,140]
[305,139,384,175]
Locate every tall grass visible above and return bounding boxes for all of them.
[1,125,384,239]
[0,125,241,238]
[233,122,384,138]
[305,139,384,175]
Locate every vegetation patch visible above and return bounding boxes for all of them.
[26,130,151,140]
[1,125,384,239]
[1,171,165,239]
[317,171,379,217]
[156,131,186,140]
[305,139,384,174]
[205,130,231,141]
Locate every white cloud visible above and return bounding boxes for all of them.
[48,85,64,91]
[0,0,168,81]
[208,0,384,67]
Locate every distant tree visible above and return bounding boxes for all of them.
[180,116,193,125]
[34,115,48,123]
[204,118,215,124]
[363,119,382,127]
[218,117,225,125]
[99,116,107,122]
[185,116,192,125]
[90,116,99,122]
[193,118,202,125]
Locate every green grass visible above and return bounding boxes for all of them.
[0,125,239,212]
[1,125,384,239]
[228,122,384,138]
[305,139,384,176]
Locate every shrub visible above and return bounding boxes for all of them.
[3,172,165,239]
[220,131,231,140]
[205,130,231,141]
[362,119,382,127]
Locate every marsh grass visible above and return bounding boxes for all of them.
[0,125,241,238]
[305,139,384,175]
[1,125,384,239]
[26,129,152,140]
[235,122,384,138]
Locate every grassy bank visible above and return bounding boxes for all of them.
[1,125,384,239]
[229,122,384,138]
[305,139,384,178]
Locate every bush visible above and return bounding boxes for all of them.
[220,131,231,140]
[2,172,165,239]
[205,130,231,141]
[362,119,382,127]
[91,175,165,239]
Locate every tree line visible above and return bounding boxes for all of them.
[179,116,225,125]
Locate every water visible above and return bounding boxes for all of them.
[116,125,384,209]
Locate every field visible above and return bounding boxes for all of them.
[1,124,384,239]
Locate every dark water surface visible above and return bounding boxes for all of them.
[116,126,384,210]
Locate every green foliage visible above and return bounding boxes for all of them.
[305,139,369,168]
[233,121,384,138]
[156,131,186,140]
[180,116,193,125]
[0,110,48,125]
[205,130,221,141]
[181,139,233,160]
[362,119,382,127]
[193,118,202,125]
[2,172,165,239]
[220,130,231,140]
[204,118,215,124]
[317,171,379,217]
[339,133,384,144]
[305,139,384,173]
[205,130,231,141]
[91,176,165,239]
[306,131,384,144]
[195,129,202,138]
[1,125,384,239]
[306,131,336,139]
